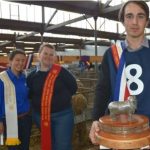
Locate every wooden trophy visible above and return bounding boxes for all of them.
[95,96,150,149]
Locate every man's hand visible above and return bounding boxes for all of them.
[0,122,4,134]
[89,120,100,144]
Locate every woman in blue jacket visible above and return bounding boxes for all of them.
[0,50,32,150]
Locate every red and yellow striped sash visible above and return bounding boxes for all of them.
[41,64,61,150]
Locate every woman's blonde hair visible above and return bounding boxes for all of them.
[38,43,55,53]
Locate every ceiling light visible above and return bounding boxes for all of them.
[25,50,33,53]
[24,47,34,50]
[6,47,15,49]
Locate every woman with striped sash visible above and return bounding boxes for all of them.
[0,50,32,150]
[27,43,77,150]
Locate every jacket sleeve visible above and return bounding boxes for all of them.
[26,70,35,99]
[92,50,111,120]
[61,68,77,95]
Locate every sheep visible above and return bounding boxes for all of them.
[108,96,137,121]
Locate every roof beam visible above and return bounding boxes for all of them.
[0,14,91,47]
[45,14,91,32]
[101,3,122,14]
[103,0,112,8]
[0,18,125,41]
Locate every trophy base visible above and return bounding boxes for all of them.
[96,114,150,149]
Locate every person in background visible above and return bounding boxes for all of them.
[27,43,77,150]
[89,0,150,145]
[0,50,32,150]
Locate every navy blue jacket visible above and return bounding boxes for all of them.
[93,41,150,120]
[27,66,77,114]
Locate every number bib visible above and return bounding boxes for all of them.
[126,64,144,95]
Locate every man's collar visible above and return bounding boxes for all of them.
[125,37,149,51]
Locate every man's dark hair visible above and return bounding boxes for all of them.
[118,0,149,23]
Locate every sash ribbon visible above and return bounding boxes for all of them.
[111,42,130,101]
[0,71,20,145]
[41,64,61,150]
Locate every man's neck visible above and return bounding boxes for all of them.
[126,35,145,50]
